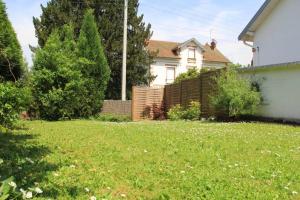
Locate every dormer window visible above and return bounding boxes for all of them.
[188,48,196,59]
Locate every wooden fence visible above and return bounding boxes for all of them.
[101,100,132,116]
[132,86,165,121]
[165,69,221,117]
[132,70,223,121]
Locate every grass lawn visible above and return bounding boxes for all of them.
[1,121,300,200]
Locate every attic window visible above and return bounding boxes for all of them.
[188,48,196,59]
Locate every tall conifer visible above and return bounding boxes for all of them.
[0,0,24,82]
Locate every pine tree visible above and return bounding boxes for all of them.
[33,0,154,99]
[0,0,24,82]
[77,9,110,115]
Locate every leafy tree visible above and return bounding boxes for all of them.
[174,68,200,84]
[33,0,154,99]
[212,68,261,118]
[77,9,110,114]
[31,26,87,120]
[0,0,25,82]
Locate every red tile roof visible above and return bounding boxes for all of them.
[147,40,230,63]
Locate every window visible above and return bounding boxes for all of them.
[188,48,196,59]
[166,66,175,84]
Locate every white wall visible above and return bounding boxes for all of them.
[150,58,179,86]
[240,66,300,122]
[253,0,300,66]
[150,43,204,86]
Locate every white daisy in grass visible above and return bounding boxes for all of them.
[292,191,298,195]
[25,158,35,164]
[9,181,17,189]
[35,187,43,194]
[120,193,126,198]
[85,187,90,192]
[90,196,97,200]
[21,190,32,199]
[144,149,148,153]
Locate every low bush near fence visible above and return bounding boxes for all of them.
[0,82,31,128]
[168,101,200,121]
[212,68,261,118]
[93,114,131,122]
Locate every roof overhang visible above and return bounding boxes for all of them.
[238,0,280,42]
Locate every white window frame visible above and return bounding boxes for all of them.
[165,65,176,84]
[188,48,196,59]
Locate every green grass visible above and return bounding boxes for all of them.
[1,121,300,199]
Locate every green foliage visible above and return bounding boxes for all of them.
[0,177,16,200]
[93,114,131,123]
[167,105,183,121]
[168,101,201,121]
[31,26,88,120]
[19,120,300,199]
[182,101,201,120]
[174,68,200,84]
[212,69,261,118]
[33,0,154,99]
[0,0,25,82]
[0,82,31,128]
[77,10,110,114]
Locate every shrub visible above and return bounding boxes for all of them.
[0,82,31,128]
[93,114,131,123]
[212,68,261,118]
[167,104,183,121]
[31,28,85,120]
[174,68,200,84]
[168,101,201,121]
[182,101,201,121]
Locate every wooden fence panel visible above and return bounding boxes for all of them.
[132,86,165,121]
[181,78,201,108]
[200,70,220,117]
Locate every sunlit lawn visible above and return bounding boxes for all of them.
[2,120,300,199]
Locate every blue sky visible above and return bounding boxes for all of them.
[4,0,265,66]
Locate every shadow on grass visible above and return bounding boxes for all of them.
[0,131,61,198]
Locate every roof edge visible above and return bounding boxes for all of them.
[238,0,272,41]
[239,61,300,71]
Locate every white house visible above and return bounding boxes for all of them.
[239,0,300,122]
[147,38,230,86]
[239,0,300,66]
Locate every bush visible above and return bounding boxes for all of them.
[0,82,31,128]
[93,114,131,123]
[30,27,88,120]
[167,104,184,121]
[212,68,261,118]
[182,101,201,121]
[168,101,201,121]
[174,68,200,83]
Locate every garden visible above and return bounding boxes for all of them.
[0,0,299,199]
[1,120,299,199]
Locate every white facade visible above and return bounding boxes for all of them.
[150,44,204,86]
[240,65,300,122]
[253,0,300,66]
[149,39,229,86]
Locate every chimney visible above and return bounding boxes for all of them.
[210,39,217,50]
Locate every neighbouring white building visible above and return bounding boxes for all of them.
[239,0,300,66]
[147,38,230,86]
[239,0,300,122]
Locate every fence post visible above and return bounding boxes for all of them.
[131,86,135,121]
